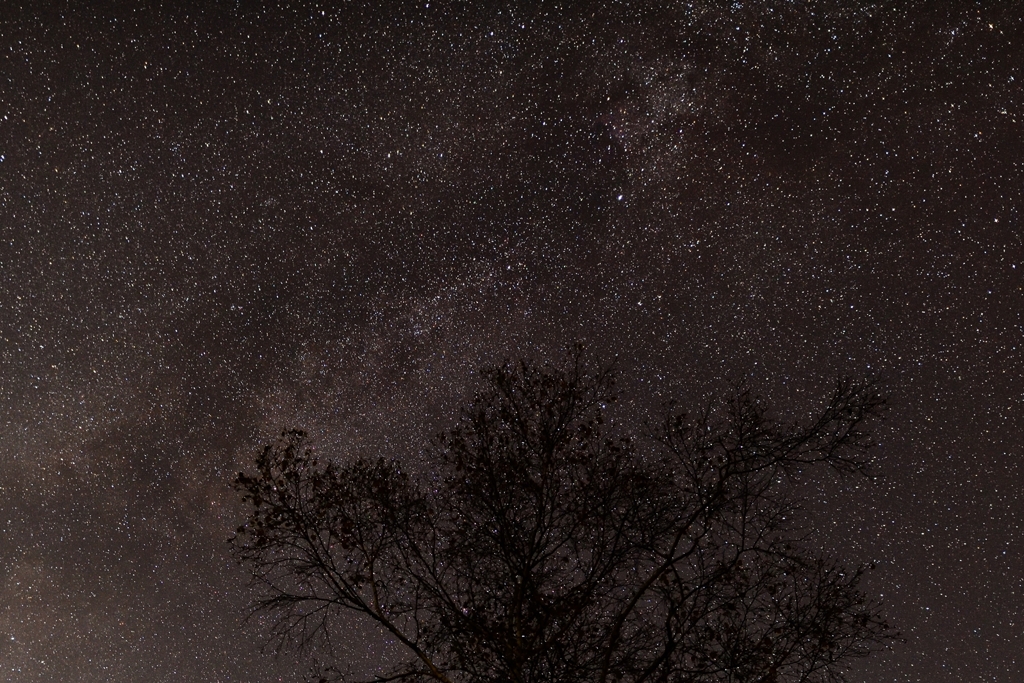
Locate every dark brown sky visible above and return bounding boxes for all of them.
[1,1,1022,681]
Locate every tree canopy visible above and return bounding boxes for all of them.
[231,351,893,683]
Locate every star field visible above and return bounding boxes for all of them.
[0,2,1022,681]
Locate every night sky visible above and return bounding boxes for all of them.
[1,1,1022,681]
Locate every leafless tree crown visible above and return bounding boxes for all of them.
[232,351,893,683]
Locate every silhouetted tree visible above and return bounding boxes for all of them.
[231,350,893,683]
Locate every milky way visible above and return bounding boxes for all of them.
[1,2,1022,681]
